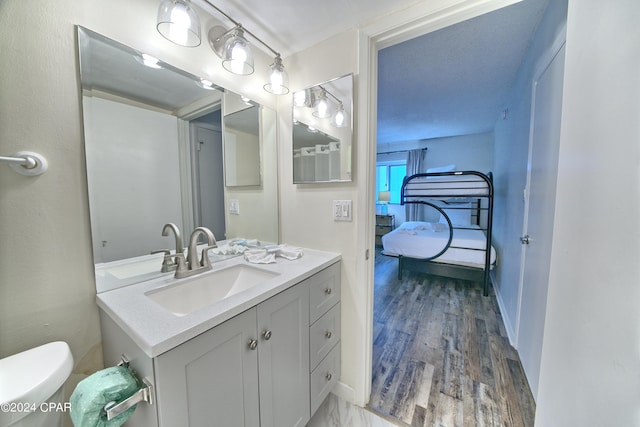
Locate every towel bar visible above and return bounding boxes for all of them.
[103,355,154,421]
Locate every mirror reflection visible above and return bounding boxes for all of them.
[292,74,353,183]
[77,27,279,289]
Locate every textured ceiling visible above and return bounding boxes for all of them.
[377,0,549,144]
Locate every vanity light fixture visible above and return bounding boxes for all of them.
[218,26,254,75]
[157,0,201,47]
[332,102,349,127]
[264,54,289,95]
[313,89,332,119]
[155,0,290,94]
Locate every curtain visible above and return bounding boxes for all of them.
[405,149,427,221]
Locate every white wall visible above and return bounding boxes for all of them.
[280,29,363,402]
[492,0,568,342]
[535,0,640,425]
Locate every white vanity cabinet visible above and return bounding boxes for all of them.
[154,282,310,427]
[98,260,341,427]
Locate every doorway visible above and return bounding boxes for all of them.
[190,110,226,240]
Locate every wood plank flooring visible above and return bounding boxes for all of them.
[369,254,535,426]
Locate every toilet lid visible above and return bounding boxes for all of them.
[0,341,73,410]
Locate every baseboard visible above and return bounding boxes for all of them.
[332,381,357,405]
[491,270,517,347]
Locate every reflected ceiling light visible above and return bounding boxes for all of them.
[157,0,201,47]
[264,54,289,95]
[332,102,349,127]
[136,53,163,69]
[313,89,332,119]
[196,78,216,90]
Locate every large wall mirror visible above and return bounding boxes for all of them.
[78,27,278,290]
[292,74,353,183]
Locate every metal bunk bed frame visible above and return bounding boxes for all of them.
[398,170,494,296]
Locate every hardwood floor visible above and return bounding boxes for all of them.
[369,253,535,426]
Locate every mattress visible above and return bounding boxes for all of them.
[381,221,496,268]
[403,172,491,199]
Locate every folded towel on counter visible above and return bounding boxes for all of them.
[244,245,304,264]
[278,245,304,260]
[244,249,277,264]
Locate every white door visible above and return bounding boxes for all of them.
[517,43,566,400]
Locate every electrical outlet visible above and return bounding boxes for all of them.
[229,199,240,215]
[333,200,352,222]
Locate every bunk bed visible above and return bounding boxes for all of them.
[381,171,495,296]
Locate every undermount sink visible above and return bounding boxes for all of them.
[145,264,280,316]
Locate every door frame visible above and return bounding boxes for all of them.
[357,0,525,406]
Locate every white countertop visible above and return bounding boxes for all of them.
[96,248,341,358]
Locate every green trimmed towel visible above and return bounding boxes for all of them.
[69,366,139,427]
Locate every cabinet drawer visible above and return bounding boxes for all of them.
[309,262,341,323]
[376,215,393,226]
[310,303,341,370]
[375,225,392,235]
[310,342,341,415]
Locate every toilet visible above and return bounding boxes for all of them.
[0,342,73,427]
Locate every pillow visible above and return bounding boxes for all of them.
[427,164,456,173]
[439,203,472,226]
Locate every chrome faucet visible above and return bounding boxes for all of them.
[174,227,217,279]
[152,223,186,273]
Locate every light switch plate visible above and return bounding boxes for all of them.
[229,199,240,215]
[333,200,352,221]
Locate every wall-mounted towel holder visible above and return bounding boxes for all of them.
[103,355,154,421]
[0,151,48,176]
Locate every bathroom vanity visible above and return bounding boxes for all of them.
[97,249,341,427]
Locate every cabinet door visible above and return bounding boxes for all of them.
[155,308,259,427]
[257,284,310,427]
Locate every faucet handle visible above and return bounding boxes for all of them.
[172,253,188,276]
[200,245,217,269]
[151,249,173,272]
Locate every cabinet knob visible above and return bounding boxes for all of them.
[325,373,332,381]
[325,330,332,339]
[248,339,258,350]
[262,330,272,340]
[325,287,332,295]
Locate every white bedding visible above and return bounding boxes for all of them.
[381,221,496,268]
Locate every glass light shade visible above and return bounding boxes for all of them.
[264,55,289,95]
[222,28,254,75]
[313,89,332,118]
[332,102,349,127]
[157,0,201,47]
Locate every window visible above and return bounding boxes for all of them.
[376,162,406,204]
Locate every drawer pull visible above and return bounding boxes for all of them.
[325,373,332,381]
[248,339,258,350]
[325,287,332,295]
[325,331,332,339]
[262,330,272,340]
